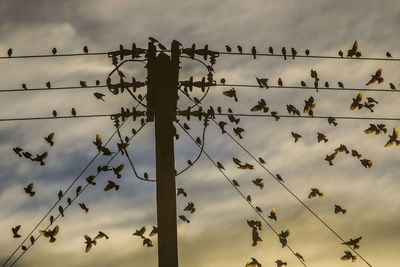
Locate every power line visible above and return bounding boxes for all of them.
[0,114,117,122]
[7,120,148,267]
[0,52,108,60]
[213,83,400,93]
[0,85,107,94]
[176,120,307,267]
[208,118,373,267]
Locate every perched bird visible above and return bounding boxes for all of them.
[317,132,328,143]
[276,174,284,182]
[12,225,21,238]
[83,46,88,53]
[384,127,400,147]
[58,190,63,200]
[184,202,196,214]
[342,236,362,249]
[282,47,287,60]
[79,203,89,213]
[251,99,268,112]
[112,163,124,179]
[301,81,307,87]
[256,77,269,89]
[258,157,266,164]
[149,226,158,237]
[338,81,344,89]
[95,80,100,86]
[13,147,23,157]
[225,45,232,52]
[291,132,302,143]
[67,198,72,205]
[71,108,76,117]
[360,159,373,169]
[295,252,305,262]
[104,180,119,191]
[179,215,190,223]
[278,78,283,87]
[76,186,82,196]
[217,161,225,170]
[325,81,329,88]
[94,92,105,101]
[84,234,97,252]
[335,144,349,154]
[22,83,27,90]
[338,50,343,57]
[251,46,257,59]
[46,81,51,89]
[52,110,57,117]
[275,259,287,267]
[7,48,13,57]
[220,78,226,84]
[177,187,187,197]
[232,180,240,186]
[386,51,392,58]
[30,235,35,245]
[366,68,383,86]
[222,88,238,102]
[303,96,316,116]
[335,204,347,214]
[308,188,324,199]
[218,121,227,134]
[44,132,55,146]
[271,111,280,121]
[245,258,261,267]
[389,83,396,90]
[50,216,54,225]
[278,230,290,248]
[350,92,363,110]
[59,205,64,217]
[52,48,57,55]
[268,208,277,221]
[328,116,338,126]
[24,183,35,197]
[132,226,146,237]
[39,225,59,243]
[351,149,362,159]
[246,195,252,202]
[291,47,297,59]
[269,46,274,54]
[287,104,300,116]
[305,49,310,56]
[237,45,243,53]
[341,250,357,262]
[252,178,264,190]
[347,40,360,58]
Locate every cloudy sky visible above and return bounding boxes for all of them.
[0,0,399,266]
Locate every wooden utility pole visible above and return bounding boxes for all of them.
[147,41,180,267]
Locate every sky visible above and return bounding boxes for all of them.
[0,0,399,266]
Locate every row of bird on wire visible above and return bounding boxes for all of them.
[6,46,90,57]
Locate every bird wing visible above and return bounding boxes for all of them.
[352,40,358,52]
[39,230,50,238]
[27,183,34,191]
[394,127,399,138]
[52,225,59,236]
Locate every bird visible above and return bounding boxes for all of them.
[276,174,284,183]
[295,252,305,262]
[232,180,240,186]
[112,163,124,178]
[13,147,23,157]
[350,92,363,110]
[364,101,374,112]
[179,215,190,223]
[256,77,269,89]
[222,88,238,102]
[184,202,196,214]
[22,83,27,90]
[287,104,300,116]
[44,132,55,146]
[305,49,310,56]
[335,204,347,214]
[325,81,329,88]
[347,40,359,58]
[12,225,21,238]
[338,50,343,57]
[133,226,146,237]
[58,190,63,200]
[317,132,328,143]
[50,216,54,225]
[245,257,261,267]
[291,47,297,59]
[278,78,283,87]
[225,45,232,52]
[30,235,35,245]
[367,97,379,104]
[327,116,337,126]
[71,108,76,117]
[389,83,396,90]
[149,226,158,237]
[251,46,257,59]
[177,187,187,197]
[7,48,13,57]
[342,236,362,249]
[104,180,119,191]
[282,47,287,60]
[79,80,87,88]
[386,51,392,58]
[351,149,362,159]
[79,203,89,213]
[384,128,400,147]
[76,186,82,196]
[366,68,383,86]
[237,45,243,53]
[246,195,252,202]
[251,98,268,112]
[338,81,344,89]
[270,111,280,121]
[83,46,88,53]
[217,161,225,170]
[84,175,96,186]
[52,48,57,55]
[252,228,262,246]
[247,219,262,231]
[233,127,245,139]
[341,250,357,262]
[46,81,51,88]
[335,144,349,154]
[32,152,48,166]
[301,81,307,87]
[269,46,274,54]
[308,188,323,199]
[95,80,100,86]
[220,78,226,84]
[360,159,373,169]
[39,225,59,243]
[67,198,72,205]
[259,157,266,164]
[278,230,290,248]
[143,237,153,247]
[268,208,277,221]
[275,259,287,267]
[52,110,57,117]
[22,151,32,159]
[291,132,302,143]
[59,205,64,217]
[24,183,35,197]
[252,178,264,190]
[84,234,97,252]
[303,96,316,116]
[364,124,380,134]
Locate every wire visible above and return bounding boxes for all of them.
[0,52,108,60]
[213,83,400,93]
[176,120,307,267]
[0,85,107,94]
[9,120,148,267]
[208,118,373,267]
[0,114,119,122]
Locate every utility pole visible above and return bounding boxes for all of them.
[147,41,180,267]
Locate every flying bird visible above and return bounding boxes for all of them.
[245,258,261,267]
[351,149,362,159]
[223,88,238,102]
[303,96,316,116]
[149,226,158,237]
[256,77,269,89]
[39,225,59,243]
[308,188,324,199]
[79,203,89,213]
[233,127,245,139]
[350,92,363,110]
[252,178,264,190]
[179,215,190,223]
[184,202,196,214]
[317,132,328,143]
[275,259,287,267]
[12,225,21,238]
[177,187,187,197]
[104,180,119,191]
[44,132,55,146]
[32,152,48,166]
[366,68,383,86]
[13,147,23,157]
[360,159,373,169]
[335,144,349,154]
[342,236,362,249]
[23,151,32,159]
[384,127,400,147]
[278,230,290,248]
[133,226,146,237]
[347,40,360,58]
[268,208,277,221]
[335,204,347,214]
[94,92,105,101]
[112,163,125,178]
[251,99,268,112]
[291,131,302,143]
[341,250,357,262]
[24,183,35,197]
[84,234,97,252]
[327,116,337,126]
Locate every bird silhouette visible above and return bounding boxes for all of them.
[278,78,283,87]
[360,159,373,169]
[256,77,269,89]
[386,51,392,58]
[177,187,187,197]
[303,96,316,116]
[252,178,264,190]
[71,108,76,117]
[351,149,362,159]
[295,252,305,262]
[301,80,307,87]
[83,46,88,53]
[233,127,245,139]
[251,46,257,59]
[268,208,277,221]
[278,230,290,248]
[24,183,35,197]
[79,203,89,213]
[325,81,329,88]
[84,234,97,252]
[341,250,357,262]
[276,174,284,182]
[67,198,72,205]
[335,204,347,214]
[247,219,262,231]
[59,205,64,217]
[269,46,274,55]
[308,188,323,198]
[32,152,48,166]
[12,225,21,238]
[364,102,375,113]
[305,49,310,56]
[179,215,190,223]
[149,226,158,237]
[327,117,337,126]
[44,132,55,146]
[291,132,302,143]
[76,186,82,196]
[143,237,154,247]
[275,259,287,267]
[245,257,261,267]
[366,68,383,86]
[13,147,23,157]
[39,225,59,243]
[112,163,124,178]
[317,132,328,143]
[104,180,119,191]
[30,235,35,245]
[52,48,57,55]
[347,40,360,58]
[237,45,243,53]
[46,81,51,89]
[389,83,396,90]
[94,231,109,241]
[133,226,146,237]
[220,78,226,85]
[58,190,63,200]
[291,47,297,59]
[23,151,32,159]
[52,110,57,117]
[270,111,280,121]
[384,127,400,147]
[335,144,349,154]
[7,48,12,57]
[50,216,54,225]
[232,180,240,186]
[251,99,268,112]
[338,81,344,89]
[259,157,266,164]
[225,45,232,52]
[338,50,343,57]
[93,134,103,152]
[342,236,362,249]
[252,228,262,246]
[184,202,196,214]
[246,195,252,202]
[282,47,287,60]
[22,83,27,90]
[350,92,363,110]
[255,206,262,213]
[223,88,238,102]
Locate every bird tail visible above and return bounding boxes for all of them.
[115,185,120,191]
[30,192,35,197]
[50,237,56,243]
[40,161,45,166]
[342,209,347,214]
[50,141,54,146]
